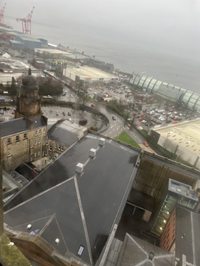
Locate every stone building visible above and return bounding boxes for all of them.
[0,116,47,171]
[0,70,49,172]
[15,69,42,119]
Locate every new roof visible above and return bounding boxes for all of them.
[0,116,47,138]
[4,134,140,265]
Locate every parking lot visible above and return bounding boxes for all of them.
[131,104,200,131]
[86,83,134,104]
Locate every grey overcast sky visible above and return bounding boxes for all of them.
[3,0,200,92]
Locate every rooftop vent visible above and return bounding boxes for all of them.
[27,224,32,230]
[76,163,84,174]
[149,252,154,261]
[55,238,60,244]
[99,138,105,147]
[89,148,96,158]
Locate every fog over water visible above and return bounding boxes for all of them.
[4,0,200,93]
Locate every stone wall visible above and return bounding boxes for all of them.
[2,126,47,171]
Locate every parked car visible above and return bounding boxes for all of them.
[142,120,146,123]
[91,103,95,107]
[143,141,149,147]
[112,116,116,120]
[68,112,71,116]
[139,117,143,121]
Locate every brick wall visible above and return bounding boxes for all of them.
[160,208,176,251]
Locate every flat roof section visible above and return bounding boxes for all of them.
[65,66,118,80]
[153,119,200,156]
[169,179,198,201]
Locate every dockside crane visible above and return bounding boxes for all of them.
[16,6,35,35]
[0,3,6,24]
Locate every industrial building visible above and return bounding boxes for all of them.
[130,71,200,111]
[63,66,119,83]
[150,119,200,169]
[0,26,48,50]
[62,53,89,62]
[34,48,70,59]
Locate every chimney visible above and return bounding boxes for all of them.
[89,148,96,158]
[76,163,84,174]
[99,138,105,147]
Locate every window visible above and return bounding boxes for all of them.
[55,143,57,149]
[49,145,52,151]
[43,128,46,133]
[58,145,61,150]
[39,139,41,144]
[7,138,11,145]
[45,150,47,156]
[35,130,38,136]
[24,133,27,139]
[39,129,41,134]
[7,148,11,156]
[46,140,48,145]
[35,140,37,145]
[61,146,63,151]
[16,135,20,142]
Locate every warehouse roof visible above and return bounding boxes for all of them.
[64,66,119,80]
[117,234,175,266]
[0,116,47,138]
[4,134,139,265]
[175,207,200,266]
[152,119,200,157]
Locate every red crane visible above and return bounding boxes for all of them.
[16,7,35,35]
[0,3,6,24]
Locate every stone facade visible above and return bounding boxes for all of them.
[1,125,47,171]
[15,74,42,119]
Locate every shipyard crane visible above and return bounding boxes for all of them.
[16,6,35,35]
[0,3,6,24]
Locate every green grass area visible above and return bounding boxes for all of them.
[2,233,31,266]
[45,59,76,67]
[115,131,141,149]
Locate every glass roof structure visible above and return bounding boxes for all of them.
[130,72,200,111]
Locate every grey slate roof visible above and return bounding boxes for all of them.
[4,134,140,265]
[175,207,200,266]
[116,234,175,266]
[0,116,47,138]
[48,126,77,147]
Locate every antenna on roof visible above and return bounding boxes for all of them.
[28,68,31,75]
